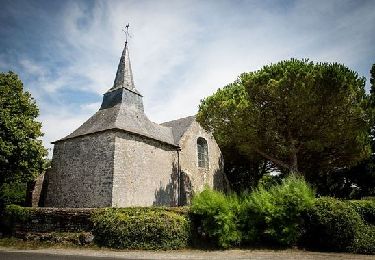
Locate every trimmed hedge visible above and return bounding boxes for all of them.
[348,200,375,225]
[302,197,363,252]
[91,207,190,250]
[3,204,32,223]
[1,204,33,233]
[351,224,375,254]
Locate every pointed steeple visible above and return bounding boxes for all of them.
[108,41,140,95]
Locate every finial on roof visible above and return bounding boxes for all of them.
[107,24,140,95]
[122,23,130,44]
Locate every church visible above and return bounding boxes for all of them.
[43,40,227,208]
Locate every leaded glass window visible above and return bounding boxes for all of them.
[197,137,209,168]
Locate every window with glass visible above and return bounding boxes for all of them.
[197,137,209,168]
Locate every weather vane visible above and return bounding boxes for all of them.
[122,23,131,43]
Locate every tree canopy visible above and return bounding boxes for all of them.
[331,64,375,198]
[197,59,371,193]
[0,72,47,205]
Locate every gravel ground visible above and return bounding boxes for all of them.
[1,247,374,260]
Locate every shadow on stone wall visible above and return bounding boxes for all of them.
[153,162,194,206]
[153,162,179,206]
[179,171,192,206]
[213,155,230,193]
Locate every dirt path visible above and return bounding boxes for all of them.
[1,247,374,260]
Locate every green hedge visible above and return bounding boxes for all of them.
[302,197,362,252]
[91,207,190,250]
[351,224,375,254]
[3,204,33,223]
[348,200,375,225]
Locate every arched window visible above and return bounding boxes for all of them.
[197,137,209,168]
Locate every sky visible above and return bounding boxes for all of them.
[1,0,375,155]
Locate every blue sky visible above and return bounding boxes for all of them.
[1,0,375,155]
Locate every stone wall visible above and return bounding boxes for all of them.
[178,121,226,204]
[44,131,116,208]
[5,208,94,234]
[112,131,179,207]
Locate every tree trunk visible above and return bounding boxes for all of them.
[290,151,299,174]
[288,128,299,174]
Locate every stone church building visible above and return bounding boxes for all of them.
[43,41,227,208]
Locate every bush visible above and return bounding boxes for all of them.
[91,207,190,250]
[302,197,363,252]
[3,204,32,223]
[351,224,375,254]
[348,200,375,225]
[0,182,27,208]
[190,188,241,248]
[241,175,315,246]
[1,204,33,234]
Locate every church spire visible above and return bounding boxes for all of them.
[100,25,143,111]
[107,25,140,95]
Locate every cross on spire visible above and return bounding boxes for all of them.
[122,23,130,44]
[107,23,141,96]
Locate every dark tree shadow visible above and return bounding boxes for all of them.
[153,162,179,206]
[179,171,192,205]
[213,155,230,193]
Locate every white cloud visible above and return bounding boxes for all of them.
[80,102,101,113]
[19,59,47,77]
[5,0,374,154]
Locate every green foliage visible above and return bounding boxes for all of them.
[91,207,190,250]
[332,64,375,199]
[303,197,363,251]
[0,72,47,207]
[190,188,241,248]
[242,175,315,246]
[191,176,314,247]
[351,224,375,254]
[198,59,371,192]
[3,204,32,223]
[348,199,375,225]
[0,182,27,206]
[257,173,282,190]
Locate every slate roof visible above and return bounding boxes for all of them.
[55,103,176,146]
[53,41,177,147]
[161,116,195,144]
[107,41,141,95]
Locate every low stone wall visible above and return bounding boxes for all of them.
[3,207,95,234]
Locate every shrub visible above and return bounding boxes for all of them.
[241,175,315,246]
[91,207,190,250]
[0,182,27,208]
[1,204,33,234]
[351,224,375,254]
[302,197,363,252]
[348,200,375,225]
[190,188,241,248]
[3,204,32,222]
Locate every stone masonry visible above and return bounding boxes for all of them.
[43,40,227,208]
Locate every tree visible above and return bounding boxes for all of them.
[327,64,375,199]
[197,59,371,192]
[0,72,47,206]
